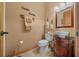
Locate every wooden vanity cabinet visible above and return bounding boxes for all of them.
[54,36,74,57]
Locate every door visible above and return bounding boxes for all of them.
[0,3,4,57]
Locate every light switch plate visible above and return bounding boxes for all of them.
[77,32,79,37]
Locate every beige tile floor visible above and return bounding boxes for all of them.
[18,47,54,57]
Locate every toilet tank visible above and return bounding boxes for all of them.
[45,32,53,42]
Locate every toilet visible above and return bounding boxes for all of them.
[38,40,49,56]
[38,31,52,56]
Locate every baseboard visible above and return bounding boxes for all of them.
[16,45,38,56]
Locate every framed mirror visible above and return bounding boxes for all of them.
[56,6,74,28]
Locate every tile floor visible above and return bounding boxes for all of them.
[18,47,54,57]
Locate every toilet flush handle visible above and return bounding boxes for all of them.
[0,31,8,36]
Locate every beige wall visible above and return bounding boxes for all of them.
[5,2,46,56]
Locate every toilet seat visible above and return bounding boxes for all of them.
[38,40,48,47]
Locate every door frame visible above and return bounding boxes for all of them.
[74,2,78,57]
[0,2,5,57]
[3,2,5,57]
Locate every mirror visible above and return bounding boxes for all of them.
[56,6,74,28]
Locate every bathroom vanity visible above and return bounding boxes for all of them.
[53,35,74,57]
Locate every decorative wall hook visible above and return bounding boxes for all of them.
[20,14,24,19]
[21,6,30,11]
[29,12,36,16]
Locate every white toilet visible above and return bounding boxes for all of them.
[38,32,52,56]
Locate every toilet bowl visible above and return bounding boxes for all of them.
[38,31,53,56]
[38,40,49,56]
[38,40,48,47]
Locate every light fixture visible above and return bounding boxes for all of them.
[55,2,74,12]
[54,6,59,12]
[60,2,66,7]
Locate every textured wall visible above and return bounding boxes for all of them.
[5,2,46,56]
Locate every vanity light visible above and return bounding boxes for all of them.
[60,3,66,7]
[54,6,59,12]
[66,2,74,6]
[55,2,74,12]
[55,6,58,10]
